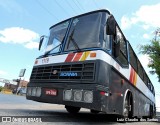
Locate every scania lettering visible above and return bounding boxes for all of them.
[60,72,78,77]
[26,9,156,118]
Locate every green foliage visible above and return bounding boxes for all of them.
[140,39,160,82]
[0,86,3,92]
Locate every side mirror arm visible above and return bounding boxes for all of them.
[39,35,45,50]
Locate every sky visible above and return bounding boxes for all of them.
[0,0,160,111]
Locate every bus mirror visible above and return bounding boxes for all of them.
[115,41,120,58]
[39,36,44,50]
[106,15,116,35]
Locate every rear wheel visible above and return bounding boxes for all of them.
[123,94,132,118]
[149,105,154,118]
[123,99,129,117]
[65,106,81,114]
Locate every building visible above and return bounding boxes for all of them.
[4,80,28,90]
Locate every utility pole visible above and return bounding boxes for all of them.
[13,69,26,94]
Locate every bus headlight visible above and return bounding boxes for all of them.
[36,87,41,97]
[31,87,36,96]
[84,91,93,103]
[64,90,72,101]
[74,90,82,102]
[27,87,31,96]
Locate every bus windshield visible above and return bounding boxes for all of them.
[65,12,109,51]
[45,12,109,55]
[45,21,70,54]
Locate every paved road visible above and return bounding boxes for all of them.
[0,93,159,125]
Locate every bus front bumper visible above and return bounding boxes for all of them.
[26,84,109,112]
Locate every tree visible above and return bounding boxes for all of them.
[0,86,3,92]
[140,36,160,82]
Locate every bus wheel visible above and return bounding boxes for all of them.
[123,93,132,118]
[65,106,81,114]
[123,98,129,118]
[149,105,153,118]
[90,109,100,114]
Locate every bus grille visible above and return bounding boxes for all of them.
[30,62,95,81]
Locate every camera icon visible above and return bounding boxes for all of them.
[2,117,12,122]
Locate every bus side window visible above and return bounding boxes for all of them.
[137,60,143,79]
[115,26,128,67]
[129,44,137,71]
[143,73,148,86]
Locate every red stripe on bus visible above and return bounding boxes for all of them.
[129,68,134,84]
[132,70,136,85]
[72,52,83,62]
[65,53,75,62]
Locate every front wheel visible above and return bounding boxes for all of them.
[65,106,81,114]
[90,109,100,114]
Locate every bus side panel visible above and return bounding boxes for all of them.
[133,89,150,117]
[109,67,152,117]
[107,68,126,115]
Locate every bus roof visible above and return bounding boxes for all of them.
[49,9,111,30]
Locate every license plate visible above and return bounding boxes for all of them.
[45,89,57,96]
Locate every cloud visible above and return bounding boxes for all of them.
[25,42,39,49]
[121,3,160,30]
[0,27,39,49]
[143,34,150,39]
[0,70,8,75]
[121,16,132,30]
[138,54,150,68]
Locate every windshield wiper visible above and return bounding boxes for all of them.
[67,29,81,51]
[44,43,62,56]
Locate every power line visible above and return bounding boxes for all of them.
[75,0,85,11]
[93,0,100,9]
[54,0,71,17]
[66,0,78,15]
[36,0,59,21]
[72,0,83,13]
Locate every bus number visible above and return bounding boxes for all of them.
[42,58,49,64]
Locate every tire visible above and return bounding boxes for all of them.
[65,106,81,114]
[90,109,100,114]
[123,98,129,118]
[149,105,153,118]
[123,95,132,118]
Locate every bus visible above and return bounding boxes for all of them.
[26,9,156,118]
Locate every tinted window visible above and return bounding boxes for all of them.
[65,12,108,51]
[116,27,128,66]
[143,73,148,85]
[137,60,143,79]
[129,44,137,71]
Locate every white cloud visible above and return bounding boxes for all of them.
[0,27,39,49]
[121,3,160,30]
[121,16,132,30]
[25,42,39,49]
[142,25,150,30]
[143,34,150,39]
[0,70,7,75]
[138,54,150,68]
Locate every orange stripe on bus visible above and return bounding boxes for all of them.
[134,72,137,86]
[133,71,136,85]
[72,52,83,62]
